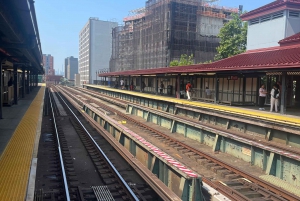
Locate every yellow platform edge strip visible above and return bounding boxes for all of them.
[0,86,45,201]
[85,85,300,126]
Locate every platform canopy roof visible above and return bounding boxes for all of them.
[241,0,300,21]
[0,0,43,74]
[279,32,300,46]
[99,32,300,77]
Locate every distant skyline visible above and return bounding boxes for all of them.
[35,0,274,72]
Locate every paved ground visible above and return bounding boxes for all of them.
[0,86,41,154]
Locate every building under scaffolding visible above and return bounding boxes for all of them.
[110,0,238,72]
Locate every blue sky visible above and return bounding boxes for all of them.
[35,0,274,73]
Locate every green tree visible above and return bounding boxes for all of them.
[215,13,248,60]
[170,54,194,67]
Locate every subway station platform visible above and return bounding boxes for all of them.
[84,84,300,127]
[0,84,45,201]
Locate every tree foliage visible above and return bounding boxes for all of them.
[215,13,248,60]
[170,54,194,67]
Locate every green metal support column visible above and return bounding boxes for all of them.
[176,74,180,99]
[148,154,156,171]
[179,177,188,200]
[21,67,25,98]
[128,76,131,91]
[214,74,219,104]
[180,178,203,201]
[279,155,283,179]
[266,129,272,141]
[26,70,29,94]
[266,152,275,175]
[256,75,260,106]
[280,72,287,114]
[263,150,267,171]
[200,76,203,98]
[13,65,18,105]
[242,76,246,104]
[212,134,219,152]
[140,75,142,92]
[158,160,168,185]
[251,146,255,165]
[170,120,176,133]
[145,111,150,122]
[155,76,158,94]
[0,58,4,119]
[130,139,136,156]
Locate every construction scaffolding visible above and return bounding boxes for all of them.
[110,0,237,72]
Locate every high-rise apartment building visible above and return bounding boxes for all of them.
[110,0,237,72]
[43,54,54,75]
[79,18,118,84]
[64,56,78,80]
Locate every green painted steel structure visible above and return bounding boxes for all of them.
[82,104,204,201]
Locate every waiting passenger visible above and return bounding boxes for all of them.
[120,79,124,89]
[270,84,280,112]
[258,84,267,110]
[130,80,135,91]
[141,81,146,92]
[276,81,282,111]
[159,81,164,94]
[205,87,211,99]
[186,81,192,101]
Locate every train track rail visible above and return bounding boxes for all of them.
[35,86,163,200]
[75,87,300,158]
[57,85,300,201]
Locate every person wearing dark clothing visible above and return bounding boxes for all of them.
[141,81,146,92]
[159,81,164,94]
[8,77,13,87]
[270,84,280,112]
[175,80,184,98]
[130,80,134,90]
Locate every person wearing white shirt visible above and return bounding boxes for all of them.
[120,79,124,89]
[258,84,267,110]
[205,87,211,99]
[270,84,280,112]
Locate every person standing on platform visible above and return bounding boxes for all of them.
[120,79,124,89]
[186,81,192,101]
[205,87,211,99]
[130,80,134,91]
[159,81,164,95]
[276,81,282,111]
[258,84,267,110]
[141,81,146,92]
[270,84,280,112]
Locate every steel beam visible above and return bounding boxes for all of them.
[13,64,18,105]
[22,67,25,98]
[266,152,275,175]
[281,72,286,114]
[0,58,3,119]
[77,102,203,201]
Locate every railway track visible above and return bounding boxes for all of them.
[76,87,300,159]
[34,87,160,200]
[56,85,300,201]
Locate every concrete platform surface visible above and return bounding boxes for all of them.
[0,86,41,155]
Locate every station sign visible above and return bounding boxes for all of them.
[227,75,238,80]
